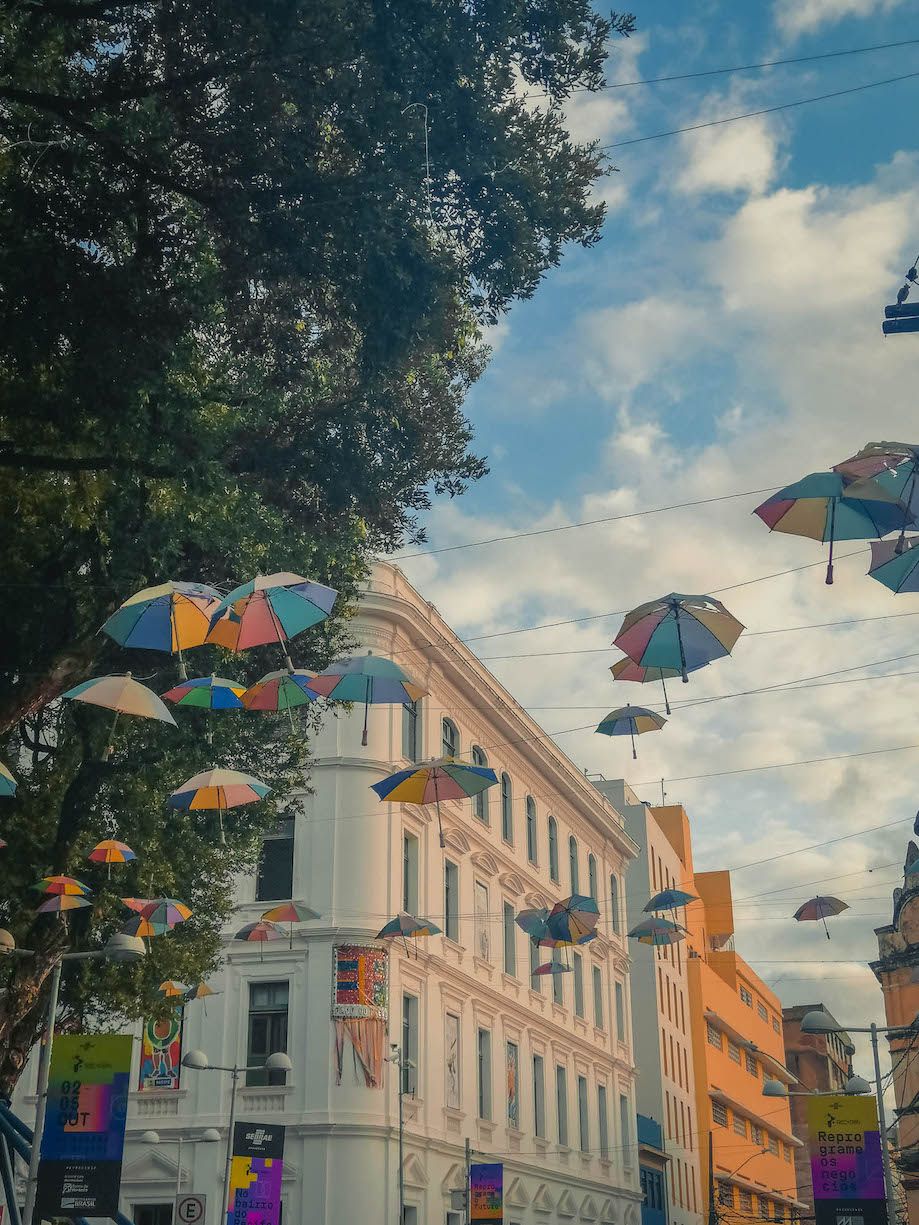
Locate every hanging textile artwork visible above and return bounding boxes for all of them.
[332,944,388,1088]
[138,1015,183,1091]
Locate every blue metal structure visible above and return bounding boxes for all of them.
[637,1113,669,1225]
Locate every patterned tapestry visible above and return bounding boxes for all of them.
[332,945,388,1088]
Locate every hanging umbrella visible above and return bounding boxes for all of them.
[101,581,223,679]
[614,594,744,684]
[37,895,91,915]
[0,762,16,797]
[120,915,171,938]
[753,472,912,585]
[184,983,217,1002]
[0,839,6,849]
[793,895,849,940]
[376,913,443,940]
[628,916,684,939]
[539,930,597,949]
[370,757,498,848]
[34,875,91,896]
[515,907,550,943]
[206,572,338,671]
[595,706,666,760]
[235,919,283,942]
[61,673,177,759]
[168,768,272,844]
[156,980,187,998]
[305,651,427,746]
[533,961,571,976]
[643,888,697,913]
[836,443,919,553]
[131,899,192,927]
[88,840,136,879]
[261,902,321,947]
[162,675,246,709]
[242,669,318,733]
[121,897,154,913]
[545,895,600,945]
[635,927,686,947]
[867,536,919,593]
[609,657,689,716]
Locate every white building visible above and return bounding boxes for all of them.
[19,564,644,1225]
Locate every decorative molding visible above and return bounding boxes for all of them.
[525,889,554,910]
[470,850,500,877]
[498,870,529,895]
[580,1194,599,1222]
[403,1152,428,1188]
[533,1184,555,1215]
[600,1197,617,1224]
[558,1189,577,1218]
[442,826,472,855]
[506,1177,530,1207]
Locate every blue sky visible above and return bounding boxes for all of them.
[396,0,919,1065]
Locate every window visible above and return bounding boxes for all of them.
[472,746,489,822]
[442,717,459,759]
[246,981,289,1086]
[707,1023,723,1050]
[746,1051,758,1076]
[503,901,517,976]
[474,880,490,960]
[526,796,538,863]
[609,874,620,934]
[751,1124,763,1145]
[569,836,579,893]
[740,1191,753,1212]
[577,1075,589,1152]
[402,994,418,1094]
[734,1114,747,1137]
[615,981,625,1041]
[477,1028,492,1119]
[588,854,598,902]
[255,818,294,902]
[598,1085,609,1158]
[552,947,564,1005]
[728,1040,741,1064]
[773,1206,783,1222]
[772,1015,781,1034]
[402,699,420,761]
[402,832,419,914]
[556,1065,569,1146]
[533,1054,546,1137]
[620,1094,631,1166]
[444,860,459,941]
[501,774,513,843]
[760,1200,770,1220]
[767,1134,779,1155]
[712,1101,728,1127]
[573,953,584,1018]
[740,985,753,1007]
[445,1012,460,1109]
[641,1170,664,1213]
[548,816,559,881]
[507,1042,519,1128]
[719,1184,734,1208]
[784,1144,792,1162]
[593,967,604,1029]
[530,940,542,992]
[757,1001,768,1022]
[134,1208,173,1225]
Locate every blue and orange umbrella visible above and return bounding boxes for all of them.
[162,675,246,709]
[371,757,497,848]
[614,594,744,684]
[206,572,337,670]
[168,768,272,843]
[545,895,600,945]
[595,706,666,760]
[306,651,427,746]
[101,581,223,678]
[628,916,685,946]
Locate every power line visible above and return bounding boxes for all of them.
[602,69,919,149]
[721,816,914,873]
[635,741,919,788]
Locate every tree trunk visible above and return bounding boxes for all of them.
[0,640,100,739]
[0,947,64,1100]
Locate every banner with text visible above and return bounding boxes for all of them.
[138,1014,183,1091]
[35,1033,132,1218]
[471,1162,503,1223]
[227,1121,285,1225]
[807,1094,886,1225]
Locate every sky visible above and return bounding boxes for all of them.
[395,0,919,1077]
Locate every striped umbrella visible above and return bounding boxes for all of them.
[101,581,223,679]
[376,913,443,940]
[235,920,284,943]
[168,768,272,844]
[120,915,171,938]
[37,895,90,916]
[261,902,321,947]
[545,895,600,945]
[243,670,318,711]
[156,980,187,998]
[595,706,666,760]
[305,651,427,746]
[61,673,177,759]
[34,875,91,896]
[184,983,217,1002]
[614,594,744,684]
[0,762,16,798]
[206,572,337,671]
[161,675,246,709]
[370,757,498,848]
[89,840,136,878]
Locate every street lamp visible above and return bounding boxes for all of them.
[22,933,147,1225]
[762,1076,870,1097]
[386,1044,415,1225]
[181,1048,292,1224]
[141,1127,221,1208]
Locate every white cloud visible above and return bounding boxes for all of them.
[580,294,714,395]
[676,115,783,197]
[774,0,910,38]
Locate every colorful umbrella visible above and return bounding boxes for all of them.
[538,930,597,949]
[121,897,154,913]
[376,913,443,941]
[184,983,217,1001]
[628,916,684,939]
[261,902,321,947]
[614,594,744,684]
[753,472,912,585]
[37,895,91,915]
[89,840,135,865]
[234,920,284,948]
[168,768,272,844]
[533,961,571,976]
[156,980,187,998]
[635,927,686,947]
[34,875,91,896]
[305,651,427,746]
[515,907,550,942]
[132,899,192,927]
[101,581,223,679]
[0,839,6,850]
[595,706,666,760]
[836,443,919,552]
[545,895,600,945]
[643,888,697,913]
[793,895,849,940]
[161,674,246,709]
[120,915,170,938]
[206,572,338,671]
[609,657,689,716]
[242,669,318,732]
[868,536,919,593]
[61,672,177,759]
[370,757,498,848]
[0,762,16,797]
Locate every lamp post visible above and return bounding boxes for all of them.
[181,1048,292,1225]
[799,1009,907,1225]
[140,1127,221,1208]
[21,933,146,1225]
[762,1075,872,1098]
[386,1044,415,1225]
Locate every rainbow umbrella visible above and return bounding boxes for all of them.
[836,443,919,552]
[614,594,744,685]
[121,897,154,913]
[793,895,849,940]
[0,762,16,797]
[120,915,170,938]
[261,902,321,947]
[609,657,689,716]
[168,768,272,844]
[595,706,666,760]
[538,930,597,949]
[37,895,90,915]
[371,757,498,848]
[101,581,223,679]
[376,913,442,940]
[235,919,284,942]
[242,669,318,711]
[515,907,550,943]
[206,572,337,671]
[89,839,136,879]
[134,899,192,927]
[533,961,571,976]
[868,536,919,593]
[644,888,696,913]
[162,675,246,709]
[545,895,600,945]
[156,980,187,998]
[753,472,911,585]
[34,875,91,896]
[305,651,427,746]
[61,672,177,759]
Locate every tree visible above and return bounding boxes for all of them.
[0,0,635,1094]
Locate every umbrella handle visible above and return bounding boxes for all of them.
[660,674,671,716]
[673,604,689,683]
[434,773,445,849]
[896,468,917,554]
[171,604,188,680]
[630,723,637,760]
[826,498,836,585]
[102,710,120,761]
[361,676,373,747]
[266,597,295,673]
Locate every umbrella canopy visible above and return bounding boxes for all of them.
[184,983,216,1001]
[375,913,443,940]
[62,673,178,723]
[614,594,744,684]
[636,928,686,946]
[89,840,135,865]
[793,895,849,940]
[305,652,427,746]
[242,670,318,711]
[609,657,691,715]
[533,961,571,976]
[628,916,684,939]
[34,875,91,896]
[156,980,187,998]
[754,472,911,584]
[206,572,338,670]
[261,903,321,923]
[515,907,550,942]
[161,675,246,710]
[0,839,6,849]
[538,930,597,949]
[101,581,223,677]
[121,897,154,913]
[0,762,16,797]
[595,706,666,760]
[545,895,600,945]
[868,537,919,593]
[643,888,697,913]
[235,920,284,943]
[834,442,919,480]
[37,895,91,915]
[130,899,192,927]
[120,915,170,938]
[370,757,498,848]
[169,768,272,810]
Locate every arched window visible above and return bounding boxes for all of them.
[472,746,489,823]
[569,836,579,894]
[501,773,513,843]
[588,854,598,902]
[548,816,559,882]
[442,717,459,759]
[402,699,421,761]
[526,796,537,864]
[610,874,620,934]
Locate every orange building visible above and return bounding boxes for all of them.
[650,805,807,1225]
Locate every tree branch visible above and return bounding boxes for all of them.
[0,448,175,478]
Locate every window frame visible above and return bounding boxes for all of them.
[402,699,421,762]
[556,1064,569,1147]
[246,980,289,1087]
[471,746,489,823]
[503,900,517,977]
[402,830,419,915]
[501,773,513,843]
[442,716,459,759]
[588,853,598,902]
[609,873,620,934]
[507,1041,520,1128]
[533,1054,546,1138]
[525,796,538,864]
[615,980,625,1041]
[593,966,604,1030]
[255,818,295,903]
[577,1074,590,1153]
[548,816,559,882]
[573,952,584,1018]
[569,835,579,894]
[598,1084,609,1158]
[444,858,459,942]
[477,1027,492,1120]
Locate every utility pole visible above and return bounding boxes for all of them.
[465,1136,472,1225]
[708,1131,719,1225]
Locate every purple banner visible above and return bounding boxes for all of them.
[227,1122,285,1225]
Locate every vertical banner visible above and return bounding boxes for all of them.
[807,1094,887,1225]
[506,1042,518,1128]
[332,945,388,1087]
[471,1162,503,1223]
[35,1034,133,1217]
[138,1014,183,1090]
[227,1121,285,1225]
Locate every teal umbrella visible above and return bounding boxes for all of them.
[306,652,427,745]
